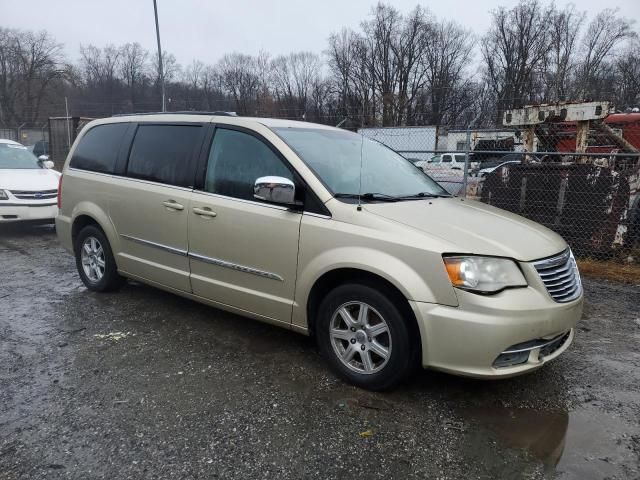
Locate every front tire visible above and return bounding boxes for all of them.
[74,225,125,292]
[317,283,414,390]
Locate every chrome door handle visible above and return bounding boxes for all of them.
[193,207,217,218]
[163,200,184,211]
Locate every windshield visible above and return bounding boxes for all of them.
[272,127,448,199]
[0,143,41,169]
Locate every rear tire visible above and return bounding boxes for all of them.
[74,225,125,292]
[317,283,414,390]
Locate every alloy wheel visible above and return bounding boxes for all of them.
[80,236,105,283]
[329,301,392,374]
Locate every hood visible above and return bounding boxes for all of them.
[0,168,60,191]
[364,198,566,262]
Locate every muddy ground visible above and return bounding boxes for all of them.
[0,224,639,480]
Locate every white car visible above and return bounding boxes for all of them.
[0,139,60,224]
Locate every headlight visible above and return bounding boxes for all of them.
[443,256,527,293]
[0,189,8,200]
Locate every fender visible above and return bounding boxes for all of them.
[292,246,453,330]
[70,201,120,259]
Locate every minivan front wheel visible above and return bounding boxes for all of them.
[317,284,413,390]
[74,225,125,292]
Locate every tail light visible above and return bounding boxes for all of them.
[57,174,63,208]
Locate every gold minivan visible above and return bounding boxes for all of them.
[56,113,583,390]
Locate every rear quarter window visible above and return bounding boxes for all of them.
[69,123,128,173]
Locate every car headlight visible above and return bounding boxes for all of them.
[443,256,527,293]
[0,189,8,200]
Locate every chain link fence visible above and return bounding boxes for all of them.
[47,117,95,170]
[360,118,640,265]
[0,124,50,158]
[3,105,638,266]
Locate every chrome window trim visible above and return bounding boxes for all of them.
[67,168,327,216]
[67,168,194,192]
[188,251,284,282]
[303,211,332,220]
[67,167,114,178]
[120,234,188,256]
[110,175,194,192]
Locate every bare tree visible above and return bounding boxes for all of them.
[543,4,585,101]
[362,3,403,126]
[119,42,149,110]
[0,28,66,125]
[613,38,640,109]
[420,19,474,126]
[576,8,636,99]
[78,44,121,110]
[326,28,360,118]
[200,65,227,111]
[183,59,205,109]
[271,52,321,118]
[217,53,261,115]
[482,0,552,123]
[392,6,429,125]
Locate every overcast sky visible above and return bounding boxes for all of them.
[3,0,639,66]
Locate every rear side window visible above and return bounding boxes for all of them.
[70,123,128,173]
[126,125,202,187]
[204,128,293,201]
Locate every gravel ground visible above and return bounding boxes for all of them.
[0,224,639,480]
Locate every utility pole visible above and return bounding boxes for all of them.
[153,0,166,112]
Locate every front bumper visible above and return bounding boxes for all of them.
[0,203,58,222]
[410,285,583,378]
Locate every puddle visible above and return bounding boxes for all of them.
[464,407,638,478]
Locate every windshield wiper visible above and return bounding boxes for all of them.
[334,192,400,202]
[396,191,452,199]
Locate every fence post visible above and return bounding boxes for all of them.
[463,113,482,197]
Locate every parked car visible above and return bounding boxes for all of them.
[476,160,520,177]
[473,153,541,176]
[426,153,478,171]
[406,157,428,170]
[0,139,59,224]
[56,114,583,390]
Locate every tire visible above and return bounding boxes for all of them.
[317,283,414,391]
[74,225,125,292]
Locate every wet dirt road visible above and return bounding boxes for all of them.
[1,225,639,479]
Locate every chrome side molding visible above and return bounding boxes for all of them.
[120,234,188,256]
[188,252,284,282]
[120,233,283,282]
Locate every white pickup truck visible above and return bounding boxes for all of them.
[423,153,477,170]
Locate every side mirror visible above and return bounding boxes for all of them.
[254,176,296,205]
[43,160,55,169]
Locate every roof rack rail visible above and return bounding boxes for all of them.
[112,111,238,117]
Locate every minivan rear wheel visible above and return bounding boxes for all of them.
[317,283,413,390]
[74,225,125,292]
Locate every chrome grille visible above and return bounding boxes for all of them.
[533,250,582,303]
[9,189,57,200]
